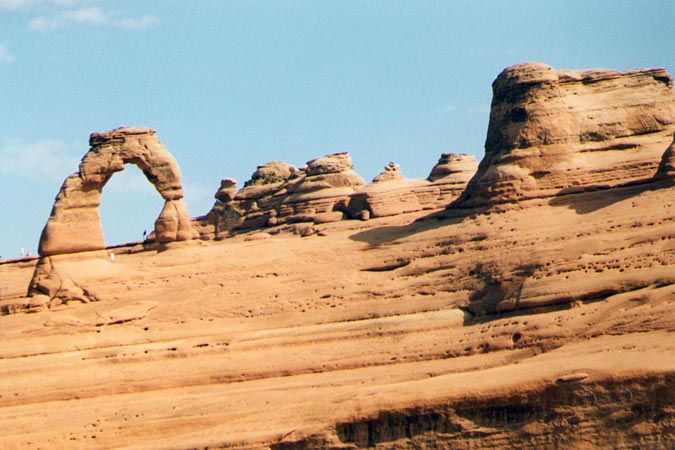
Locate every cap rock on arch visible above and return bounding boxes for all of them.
[38,127,198,256]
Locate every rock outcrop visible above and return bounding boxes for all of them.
[346,154,478,219]
[195,153,366,239]
[38,127,197,255]
[427,153,478,183]
[196,153,479,237]
[453,63,675,208]
[372,161,404,183]
[30,127,197,301]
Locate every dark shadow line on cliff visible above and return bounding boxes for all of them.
[348,207,478,247]
[547,179,669,214]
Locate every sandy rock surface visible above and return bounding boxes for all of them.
[3,180,675,448]
[2,63,675,449]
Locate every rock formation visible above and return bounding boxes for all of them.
[195,153,366,239]
[38,127,196,255]
[29,127,197,301]
[346,154,478,219]
[427,153,478,182]
[196,152,478,237]
[5,63,675,450]
[372,161,404,183]
[453,63,675,208]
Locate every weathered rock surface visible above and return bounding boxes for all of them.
[372,161,404,183]
[195,153,366,238]
[346,154,478,219]
[38,127,196,256]
[196,153,478,236]
[427,153,478,183]
[30,127,197,301]
[3,172,675,449]
[4,63,675,450]
[454,63,675,207]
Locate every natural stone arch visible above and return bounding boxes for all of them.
[38,127,197,256]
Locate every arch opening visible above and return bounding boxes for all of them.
[98,165,166,246]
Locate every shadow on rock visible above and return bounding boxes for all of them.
[548,181,656,214]
[348,209,471,247]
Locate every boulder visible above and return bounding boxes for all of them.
[245,161,298,186]
[214,178,237,203]
[372,161,404,183]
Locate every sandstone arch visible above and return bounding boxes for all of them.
[38,127,197,256]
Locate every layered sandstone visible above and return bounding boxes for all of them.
[3,172,675,449]
[196,153,366,239]
[454,63,675,207]
[38,127,196,255]
[3,63,675,450]
[372,161,404,183]
[30,127,197,301]
[346,154,478,219]
[197,153,478,236]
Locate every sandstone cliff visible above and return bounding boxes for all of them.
[453,63,675,208]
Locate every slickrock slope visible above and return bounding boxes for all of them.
[2,64,675,449]
[2,180,675,449]
[454,63,675,207]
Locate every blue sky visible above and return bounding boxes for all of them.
[1,0,674,258]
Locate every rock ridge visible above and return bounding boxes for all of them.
[195,152,478,239]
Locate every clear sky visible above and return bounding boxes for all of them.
[1,0,674,258]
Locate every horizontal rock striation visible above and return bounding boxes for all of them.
[195,153,366,239]
[196,153,478,238]
[453,63,675,208]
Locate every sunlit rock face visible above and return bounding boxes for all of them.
[196,153,367,239]
[38,127,196,256]
[345,155,478,219]
[454,63,675,207]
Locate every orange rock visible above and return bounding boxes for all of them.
[38,127,196,257]
[454,63,675,208]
